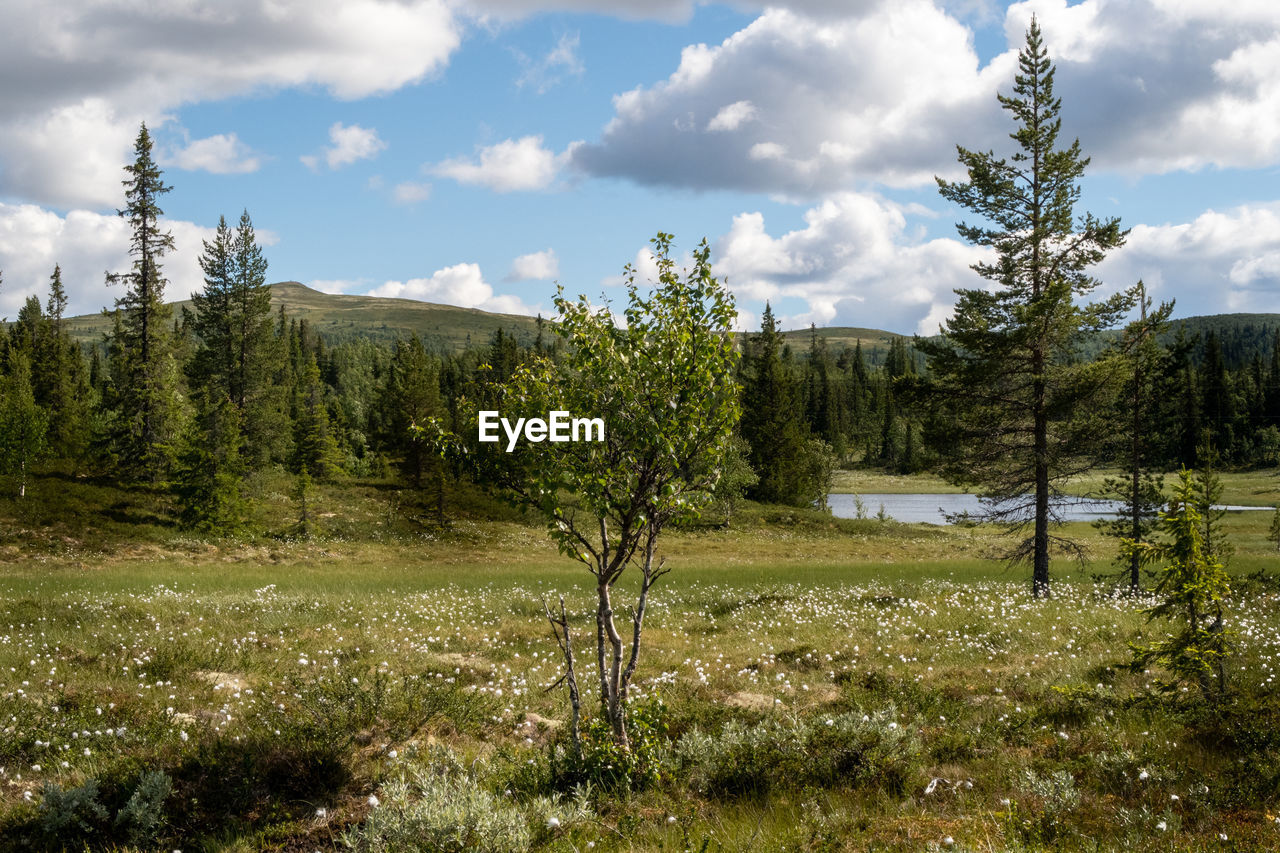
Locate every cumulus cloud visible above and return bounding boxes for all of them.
[365,262,540,314]
[0,203,235,319]
[713,192,989,334]
[573,0,1280,195]
[301,123,386,171]
[505,249,559,281]
[1098,204,1280,315]
[461,0,886,24]
[165,133,261,174]
[573,4,1002,195]
[514,32,585,94]
[708,195,1280,335]
[433,135,576,192]
[0,0,459,207]
[1003,1,1280,174]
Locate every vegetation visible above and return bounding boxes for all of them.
[916,18,1132,597]
[481,233,741,750]
[2,24,1280,849]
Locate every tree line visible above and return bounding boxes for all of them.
[0,119,1277,541]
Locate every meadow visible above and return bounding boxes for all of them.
[0,473,1278,851]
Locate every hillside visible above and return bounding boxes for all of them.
[61,281,545,352]
[54,281,1280,364]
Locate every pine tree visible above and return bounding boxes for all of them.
[915,18,1131,596]
[104,123,183,481]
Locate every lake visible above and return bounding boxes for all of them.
[827,493,1271,525]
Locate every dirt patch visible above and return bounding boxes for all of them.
[725,691,783,712]
[194,670,250,691]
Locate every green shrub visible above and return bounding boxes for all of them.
[343,749,592,853]
[38,778,108,838]
[673,707,920,799]
[114,769,171,844]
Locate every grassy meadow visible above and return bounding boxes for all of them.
[1,472,1278,851]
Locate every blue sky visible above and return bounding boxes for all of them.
[1,0,1279,334]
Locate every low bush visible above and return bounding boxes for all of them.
[673,707,920,799]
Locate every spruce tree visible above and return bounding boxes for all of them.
[292,353,343,482]
[190,211,283,469]
[740,304,825,506]
[379,335,443,488]
[174,393,248,533]
[916,18,1131,596]
[105,123,183,481]
[230,211,284,466]
[39,266,90,463]
[1093,283,1174,594]
[0,352,49,498]
[1123,469,1232,696]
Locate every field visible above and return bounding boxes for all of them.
[1,474,1278,851]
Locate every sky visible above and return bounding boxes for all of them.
[1,0,1279,335]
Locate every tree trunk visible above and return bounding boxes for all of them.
[1033,348,1050,598]
[596,582,628,748]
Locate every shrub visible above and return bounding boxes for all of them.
[673,707,920,799]
[38,778,108,838]
[343,749,592,853]
[114,769,172,844]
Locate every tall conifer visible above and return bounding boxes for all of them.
[916,18,1131,596]
[104,123,182,481]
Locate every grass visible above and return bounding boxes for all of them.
[0,470,1278,850]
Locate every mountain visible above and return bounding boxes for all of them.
[61,281,545,352]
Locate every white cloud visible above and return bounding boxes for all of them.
[707,100,757,132]
[392,181,433,204]
[0,0,459,207]
[302,122,386,171]
[433,135,576,192]
[1001,1,1280,174]
[505,249,559,281]
[711,194,1280,335]
[308,279,360,294]
[165,133,261,174]
[461,0,888,24]
[0,203,227,319]
[515,32,585,94]
[1098,203,1280,315]
[573,4,1000,194]
[573,0,1280,194]
[713,192,989,334]
[365,262,541,314]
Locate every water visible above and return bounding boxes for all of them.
[827,493,1270,525]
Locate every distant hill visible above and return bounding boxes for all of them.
[52,282,1279,365]
[61,281,545,353]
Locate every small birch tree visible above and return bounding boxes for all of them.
[492,233,740,749]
